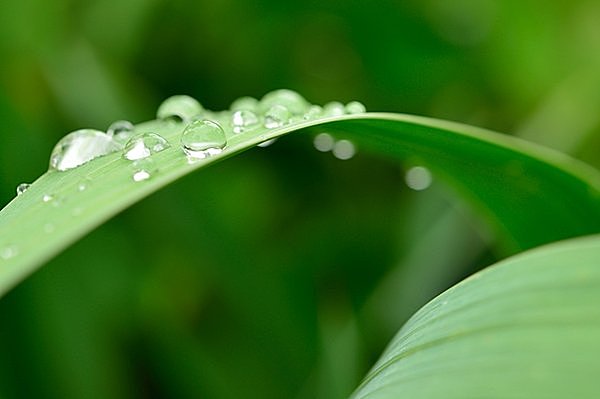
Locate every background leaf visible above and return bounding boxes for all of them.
[351,234,600,398]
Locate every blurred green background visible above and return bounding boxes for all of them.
[1,0,600,398]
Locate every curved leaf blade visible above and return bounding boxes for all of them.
[351,234,600,398]
[1,113,599,297]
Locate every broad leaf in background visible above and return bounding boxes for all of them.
[352,234,600,398]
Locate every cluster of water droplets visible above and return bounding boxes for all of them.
[15,90,366,201]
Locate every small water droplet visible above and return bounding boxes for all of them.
[405,166,432,191]
[181,119,227,159]
[258,138,277,147]
[49,129,120,171]
[157,95,203,123]
[303,105,323,120]
[231,110,259,134]
[123,133,170,161]
[264,105,290,128]
[43,223,56,233]
[0,244,18,260]
[332,139,356,160]
[16,183,31,196]
[260,89,308,115]
[42,194,54,203]
[345,101,366,114]
[107,120,135,145]
[230,96,259,112]
[324,101,346,117]
[313,133,335,152]
[131,158,157,182]
[77,178,92,192]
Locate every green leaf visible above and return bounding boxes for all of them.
[351,234,600,398]
[1,112,600,297]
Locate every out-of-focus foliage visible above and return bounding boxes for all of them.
[1,0,599,398]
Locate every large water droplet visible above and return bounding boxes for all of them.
[49,129,120,171]
[260,89,308,115]
[230,96,259,112]
[232,110,259,134]
[131,158,157,182]
[405,166,432,191]
[157,95,203,123]
[264,105,290,128]
[332,139,356,160]
[107,120,135,145]
[324,101,346,117]
[123,133,170,161]
[314,133,334,152]
[0,244,18,260]
[345,101,366,114]
[16,183,31,196]
[181,119,227,159]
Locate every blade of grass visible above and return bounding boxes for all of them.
[1,112,600,297]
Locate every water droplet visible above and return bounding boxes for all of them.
[313,133,335,152]
[405,166,432,191]
[49,129,120,171]
[123,133,170,161]
[42,194,54,203]
[131,158,157,182]
[324,101,346,117]
[304,105,323,120]
[77,178,92,192]
[260,89,308,115]
[231,110,259,134]
[107,120,135,145]
[157,95,203,123]
[181,119,227,159]
[16,183,31,196]
[258,138,277,147]
[264,105,290,128]
[332,139,356,160]
[0,244,18,260]
[43,223,56,233]
[230,96,259,112]
[345,101,366,114]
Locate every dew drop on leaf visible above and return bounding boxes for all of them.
[230,96,259,112]
[332,139,356,160]
[157,95,203,123]
[181,119,227,159]
[324,101,346,117]
[16,183,31,196]
[304,105,323,120]
[0,244,18,260]
[231,110,259,134]
[345,101,366,114]
[123,133,170,161]
[264,105,290,128]
[257,138,277,147]
[77,178,92,192]
[260,89,308,115]
[131,158,157,182]
[107,120,135,145]
[49,129,121,172]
